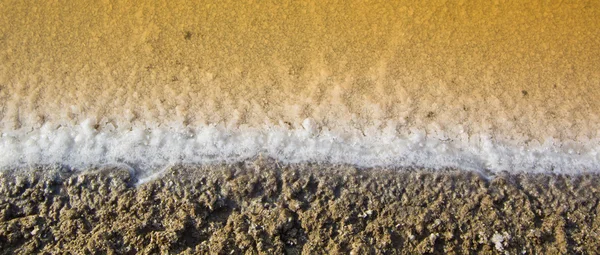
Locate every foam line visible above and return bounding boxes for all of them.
[1,119,597,174]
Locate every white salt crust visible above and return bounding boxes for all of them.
[1,118,597,175]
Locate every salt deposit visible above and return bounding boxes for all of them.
[1,1,599,175]
[1,118,599,175]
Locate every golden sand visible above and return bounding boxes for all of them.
[1,0,598,142]
[2,2,600,253]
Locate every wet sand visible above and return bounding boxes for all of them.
[1,161,599,254]
[1,1,600,254]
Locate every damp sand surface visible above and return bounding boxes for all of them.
[1,161,599,254]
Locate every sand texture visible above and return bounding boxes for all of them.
[2,0,599,133]
[1,1,600,253]
[1,161,599,254]
[1,1,600,172]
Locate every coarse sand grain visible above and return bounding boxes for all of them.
[1,160,599,254]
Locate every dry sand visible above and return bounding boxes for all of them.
[1,0,599,141]
[1,161,599,254]
[1,0,600,174]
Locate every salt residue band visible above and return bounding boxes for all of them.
[1,118,597,174]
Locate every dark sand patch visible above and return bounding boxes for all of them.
[1,161,599,254]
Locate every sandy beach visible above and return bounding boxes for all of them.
[1,1,600,253]
[1,161,599,254]
[1,0,600,172]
